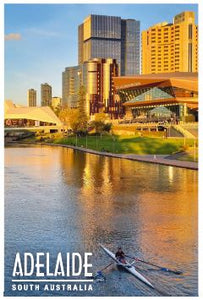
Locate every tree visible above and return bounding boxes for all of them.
[58,107,80,131]
[58,107,73,128]
[94,113,106,123]
[76,86,88,134]
[90,113,112,134]
[58,86,88,134]
[50,104,61,117]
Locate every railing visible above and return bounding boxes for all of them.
[119,117,174,125]
[172,124,196,139]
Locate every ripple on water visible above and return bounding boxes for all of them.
[4,146,198,296]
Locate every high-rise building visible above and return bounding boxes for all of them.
[82,58,119,117]
[62,58,120,118]
[121,19,140,75]
[78,14,140,75]
[41,83,52,106]
[62,66,82,108]
[142,11,198,74]
[27,89,37,107]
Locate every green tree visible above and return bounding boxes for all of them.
[90,113,112,134]
[76,86,88,134]
[58,87,88,134]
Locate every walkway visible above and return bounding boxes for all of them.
[48,143,198,170]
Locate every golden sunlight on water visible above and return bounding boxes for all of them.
[5,146,198,296]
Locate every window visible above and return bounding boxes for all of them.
[188,24,193,39]
[188,43,192,72]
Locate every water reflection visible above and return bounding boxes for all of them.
[5,146,198,296]
[59,146,197,292]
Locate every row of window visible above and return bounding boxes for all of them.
[150,25,180,32]
[151,53,180,56]
[151,68,180,72]
[151,31,180,37]
[151,45,180,48]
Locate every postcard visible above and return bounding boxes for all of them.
[4,2,198,297]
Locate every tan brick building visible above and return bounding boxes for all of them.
[142,12,198,74]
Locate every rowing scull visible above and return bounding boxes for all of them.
[100,244,154,289]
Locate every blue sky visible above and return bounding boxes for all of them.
[4,3,198,105]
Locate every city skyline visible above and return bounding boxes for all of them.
[4,3,198,106]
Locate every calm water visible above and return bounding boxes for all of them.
[4,145,198,296]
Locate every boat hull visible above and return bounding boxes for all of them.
[100,244,154,289]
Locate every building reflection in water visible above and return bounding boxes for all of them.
[59,147,197,270]
[5,145,198,295]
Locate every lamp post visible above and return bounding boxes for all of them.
[75,134,78,147]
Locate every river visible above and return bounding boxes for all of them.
[4,145,198,296]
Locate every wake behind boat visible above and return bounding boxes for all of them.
[100,244,154,289]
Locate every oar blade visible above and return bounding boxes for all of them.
[160,267,183,275]
[138,258,183,275]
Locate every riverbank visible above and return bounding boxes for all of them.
[51,143,198,170]
[9,141,198,170]
[53,135,197,156]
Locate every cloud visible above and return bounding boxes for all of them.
[23,27,65,39]
[25,28,61,37]
[5,33,22,41]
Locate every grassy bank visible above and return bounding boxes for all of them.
[44,134,197,156]
[177,151,198,162]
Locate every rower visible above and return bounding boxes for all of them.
[115,247,126,264]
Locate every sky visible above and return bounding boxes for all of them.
[4,3,198,106]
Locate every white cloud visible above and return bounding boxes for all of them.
[5,33,22,41]
[25,28,62,38]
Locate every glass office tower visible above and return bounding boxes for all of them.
[62,66,82,108]
[121,19,140,75]
[78,14,140,75]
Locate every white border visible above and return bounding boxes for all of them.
[2,1,201,300]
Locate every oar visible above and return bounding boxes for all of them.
[91,261,114,280]
[99,261,114,272]
[135,258,182,275]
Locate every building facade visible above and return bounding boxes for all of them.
[113,72,198,122]
[82,58,119,117]
[78,14,140,75]
[121,19,140,75]
[41,83,52,106]
[62,58,120,118]
[5,100,62,131]
[142,11,198,74]
[62,66,82,108]
[27,89,37,107]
